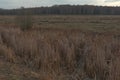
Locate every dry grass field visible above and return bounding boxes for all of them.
[0,15,120,32]
[0,15,120,80]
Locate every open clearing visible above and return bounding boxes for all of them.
[0,15,120,80]
[0,15,120,32]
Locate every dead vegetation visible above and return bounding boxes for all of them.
[0,24,120,80]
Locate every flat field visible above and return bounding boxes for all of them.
[0,15,120,32]
[0,15,120,80]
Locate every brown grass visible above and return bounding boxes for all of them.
[0,15,120,80]
[0,15,120,33]
[0,25,120,80]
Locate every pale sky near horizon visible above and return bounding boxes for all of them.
[0,0,120,9]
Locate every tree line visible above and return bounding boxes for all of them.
[0,5,120,15]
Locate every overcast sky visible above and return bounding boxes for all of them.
[0,0,120,9]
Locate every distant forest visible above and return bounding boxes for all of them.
[0,5,120,15]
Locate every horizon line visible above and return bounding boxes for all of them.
[1,4,120,10]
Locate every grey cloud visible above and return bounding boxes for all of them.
[0,0,120,9]
[0,0,99,9]
[105,0,120,2]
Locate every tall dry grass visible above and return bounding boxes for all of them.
[0,26,120,80]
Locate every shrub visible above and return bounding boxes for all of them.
[15,7,33,31]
